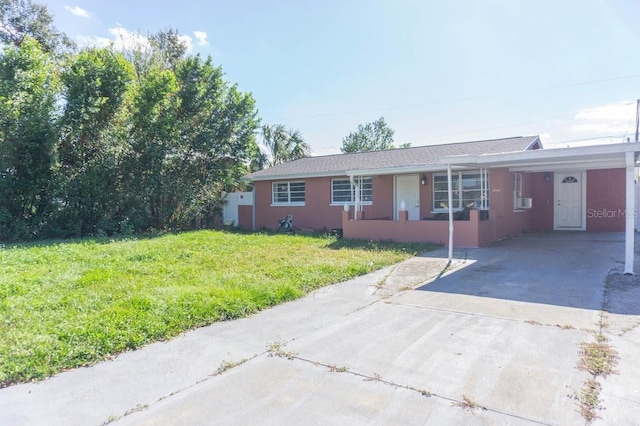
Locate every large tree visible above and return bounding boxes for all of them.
[0,0,74,53]
[261,124,310,166]
[340,116,395,153]
[57,47,135,236]
[0,37,58,240]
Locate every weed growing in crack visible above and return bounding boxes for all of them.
[101,404,150,425]
[267,342,297,360]
[420,389,432,397]
[557,324,575,330]
[215,358,247,375]
[525,320,542,326]
[576,379,602,422]
[328,365,349,373]
[451,395,485,412]
[578,339,619,377]
[363,372,382,382]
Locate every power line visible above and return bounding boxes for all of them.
[268,74,640,121]
[395,102,636,144]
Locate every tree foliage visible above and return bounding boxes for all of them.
[0,6,267,241]
[341,116,395,153]
[0,0,74,53]
[262,124,310,166]
[0,37,58,239]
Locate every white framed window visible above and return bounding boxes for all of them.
[433,170,489,211]
[331,177,373,205]
[513,173,522,210]
[272,181,305,206]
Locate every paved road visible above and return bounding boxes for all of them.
[1,232,639,425]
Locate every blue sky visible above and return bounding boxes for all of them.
[45,0,640,155]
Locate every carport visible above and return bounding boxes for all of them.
[439,142,640,274]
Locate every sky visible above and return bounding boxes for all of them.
[43,0,640,156]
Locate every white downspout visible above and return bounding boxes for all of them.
[447,163,454,262]
[624,151,635,275]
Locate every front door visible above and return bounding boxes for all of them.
[395,175,420,220]
[555,172,585,229]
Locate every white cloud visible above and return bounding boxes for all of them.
[178,34,193,53]
[108,27,151,51]
[64,5,90,18]
[75,26,202,56]
[194,31,209,46]
[75,35,111,49]
[570,101,636,135]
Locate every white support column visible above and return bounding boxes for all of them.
[447,164,454,262]
[624,151,635,275]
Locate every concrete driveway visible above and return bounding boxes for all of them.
[1,232,639,425]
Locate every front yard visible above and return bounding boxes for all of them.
[0,230,435,386]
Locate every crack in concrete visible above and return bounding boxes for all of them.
[272,351,554,426]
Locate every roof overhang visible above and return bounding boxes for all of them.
[245,170,349,182]
[345,164,469,177]
[439,142,640,172]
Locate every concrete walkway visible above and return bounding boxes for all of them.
[1,232,639,425]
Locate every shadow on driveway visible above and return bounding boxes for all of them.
[417,231,637,315]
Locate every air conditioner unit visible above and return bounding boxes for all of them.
[517,197,533,209]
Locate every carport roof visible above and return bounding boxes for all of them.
[438,141,640,171]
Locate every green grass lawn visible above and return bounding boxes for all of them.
[0,230,436,386]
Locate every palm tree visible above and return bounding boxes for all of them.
[262,124,311,166]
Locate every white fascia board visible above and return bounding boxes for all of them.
[439,142,640,167]
[245,170,350,182]
[509,160,627,172]
[346,164,471,177]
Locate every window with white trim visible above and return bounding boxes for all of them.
[513,173,522,210]
[272,181,305,205]
[331,178,373,204]
[433,170,489,211]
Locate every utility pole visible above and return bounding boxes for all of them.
[635,98,640,142]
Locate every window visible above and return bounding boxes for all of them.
[433,170,489,211]
[272,181,305,205]
[513,173,522,210]
[331,177,373,204]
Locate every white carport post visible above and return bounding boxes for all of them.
[624,151,635,275]
[447,163,454,262]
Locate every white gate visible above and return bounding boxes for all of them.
[223,192,253,226]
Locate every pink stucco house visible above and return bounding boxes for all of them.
[243,135,639,271]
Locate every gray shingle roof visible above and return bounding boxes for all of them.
[246,135,540,181]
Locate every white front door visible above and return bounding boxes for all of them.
[395,175,420,220]
[555,172,585,229]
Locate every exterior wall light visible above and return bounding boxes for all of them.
[544,172,551,182]
[421,174,427,185]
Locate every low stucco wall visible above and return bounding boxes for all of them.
[342,209,492,247]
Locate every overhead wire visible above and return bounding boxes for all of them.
[268,74,640,121]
